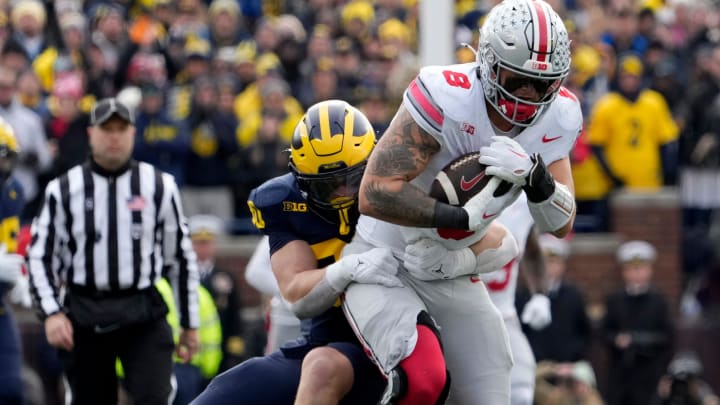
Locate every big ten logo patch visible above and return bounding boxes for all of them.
[283,202,308,212]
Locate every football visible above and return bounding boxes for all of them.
[429,152,513,206]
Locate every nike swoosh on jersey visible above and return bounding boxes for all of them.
[542,134,562,143]
[482,212,497,219]
[460,173,485,191]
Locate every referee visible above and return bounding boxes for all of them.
[27,97,200,405]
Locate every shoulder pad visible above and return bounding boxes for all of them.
[414,63,481,123]
[551,87,583,132]
[248,173,296,210]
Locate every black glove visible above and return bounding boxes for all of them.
[523,153,555,202]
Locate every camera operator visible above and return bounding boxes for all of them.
[534,360,605,405]
[654,351,719,405]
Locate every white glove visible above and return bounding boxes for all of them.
[480,136,533,185]
[402,238,476,281]
[9,273,32,308]
[326,248,403,292]
[0,253,24,285]
[521,294,552,330]
[462,177,522,233]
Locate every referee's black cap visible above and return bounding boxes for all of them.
[90,98,134,126]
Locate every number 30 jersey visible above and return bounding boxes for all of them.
[248,173,358,344]
[357,62,582,253]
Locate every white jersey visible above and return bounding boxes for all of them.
[357,62,582,253]
[482,193,534,319]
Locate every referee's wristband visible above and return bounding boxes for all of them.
[432,202,469,230]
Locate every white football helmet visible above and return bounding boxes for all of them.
[477,0,571,126]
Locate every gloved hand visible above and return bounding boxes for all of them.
[402,238,476,281]
[481,136,557,202]
[521,294,552,330]
[462,177,522,233]
[9,272,32,308]
[0,252,24,285]
[326,248,403,292]
[480,136,534,185]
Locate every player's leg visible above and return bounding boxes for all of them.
[381,311,451,405]
[295,346,354,404]
[343,237,449,405]
[413,276,513,405]
[505,316,536,405]
[190,351,301,405]
[343,235,451,404]
[295,342,386,405]
[0,308,23,404]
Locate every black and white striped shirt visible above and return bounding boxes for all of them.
[28,159,199,329]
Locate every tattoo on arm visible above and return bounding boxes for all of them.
[367,108,439,178]
[362,107,441,226]
[364,181,437,226]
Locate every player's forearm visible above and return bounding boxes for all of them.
[550,209,575,237]
[280,268,329,305]
[360,178,440,227]
[528,158,576,237]
[359,105,442,226]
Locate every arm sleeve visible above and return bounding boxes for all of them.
[27,180,65,318]
[160,175,199,329]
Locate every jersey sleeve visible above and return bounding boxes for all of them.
[532,88,584,165]
[402,68,446,138]
[247,179,298,256]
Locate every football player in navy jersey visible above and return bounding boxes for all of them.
[191,100,402,405]
[0,118,26,405]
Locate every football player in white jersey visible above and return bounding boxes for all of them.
[340,0,582,404]
[484,194,552,405]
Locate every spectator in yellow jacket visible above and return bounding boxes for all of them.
[586,54,679,191]
[234,53,303,147]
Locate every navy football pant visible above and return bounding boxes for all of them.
[191,341,384,405]
[0,303,23,405]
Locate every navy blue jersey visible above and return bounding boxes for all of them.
[0,178,23,252]
[1,178,23,295]
[248,173,358,345]
[0,178,25,404]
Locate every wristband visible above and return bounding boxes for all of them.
[432,202,469,230]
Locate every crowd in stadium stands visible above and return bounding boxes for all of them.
[2,0,720,403]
